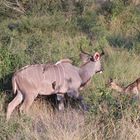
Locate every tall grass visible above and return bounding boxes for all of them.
[1,91,140,140]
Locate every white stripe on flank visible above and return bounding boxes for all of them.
[57,65,61,87]
[42,66,52,84]
[59,63,65,89]
[55,65,60,89]
[53,66,56,84]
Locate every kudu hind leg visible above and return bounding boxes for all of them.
[6,91,23,120]
[20,94,36,114]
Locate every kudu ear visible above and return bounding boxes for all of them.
[109,78,113,83]
[106,78,113,87]
[93,52,100,61]
[80,53,91,63]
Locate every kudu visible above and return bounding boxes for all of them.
[6,48,104,120]
[108,78,140,96]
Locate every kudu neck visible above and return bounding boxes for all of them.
[79,61,96,84]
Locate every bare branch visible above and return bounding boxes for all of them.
[3,0,25,14]
[133,27,140,35]
[15,0,25,13]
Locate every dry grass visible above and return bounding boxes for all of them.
[0,95,139,140]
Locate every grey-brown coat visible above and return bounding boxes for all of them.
[6,49,104,120]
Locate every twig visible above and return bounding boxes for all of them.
[133,27,140,35]
[3,0,25,14]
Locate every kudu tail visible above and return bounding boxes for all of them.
[12,77,17,94]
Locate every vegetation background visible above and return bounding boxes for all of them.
[0,0,140,139]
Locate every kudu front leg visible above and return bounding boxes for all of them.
[67,90,89,111]
[56,94,65,111]
[19,94,36,114]
[77,95,89,111]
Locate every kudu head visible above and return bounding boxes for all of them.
[107,78,119,89]
[107,78,114,87]
[107,78,124,93]
[80,46,104,74]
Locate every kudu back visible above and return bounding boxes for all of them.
[6,48,104,120]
